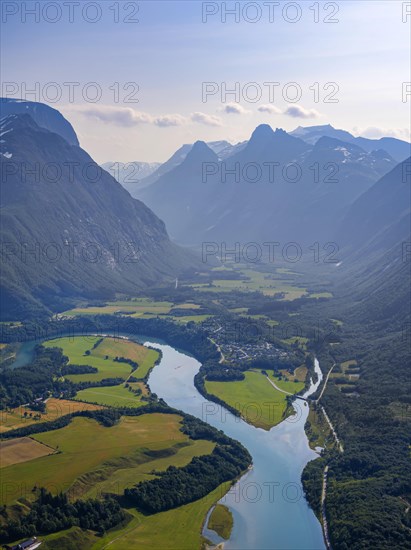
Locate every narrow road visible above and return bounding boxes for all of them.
[320,405,344,453]
[317,363,336,402]
[314,362,344,453]
[265,375,293,395]
[208,337,225,364]
[217,343,225,364]
[321,465,332,550]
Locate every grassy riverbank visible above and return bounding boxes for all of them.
[205,369,301,430]
[207,504,234,540]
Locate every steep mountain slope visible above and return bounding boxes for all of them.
[336,157,411,258]
[0,114,196,320]
[140,124,397,246]
[0,98,79,146]
[329,158,411,322]
[291,124,410,162]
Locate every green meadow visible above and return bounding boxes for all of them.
[91,482,231,550]
[1,414,214,505]
[207,504,234,540]
[268,371,305,393]
[43,336,159,382]
[74,384,146,408]
[62,298,173,317]
[206,370,291,430]
[185,268,308,300]
[171,314,212,324]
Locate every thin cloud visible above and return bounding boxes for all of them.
[191,112,222,127]
[71,106,228,129]
[78,106,153,126]
[354,126,411,141]
[222,103,251,115]
[71,105,188,128]
[257,104,282,115]
[283,105,321,119]
[154,114,187,127]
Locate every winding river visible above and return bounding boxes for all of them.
[11,336,325,549]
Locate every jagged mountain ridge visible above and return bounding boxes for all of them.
[138,124,398,246]
[291,124,410,162]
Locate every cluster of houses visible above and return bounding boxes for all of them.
[203,317,290,366]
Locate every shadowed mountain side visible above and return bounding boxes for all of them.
[0,114,198,319]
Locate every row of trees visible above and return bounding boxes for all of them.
[125,416,251,513]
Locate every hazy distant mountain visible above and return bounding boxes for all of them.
[137,140,245,192]
[291,124,410,162]
[207,140,233,155]
[101,161,161,194]
[0,98,79,146]
[140,124,397,246]
[0,113,196,320]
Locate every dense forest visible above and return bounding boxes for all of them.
[301,295,411,549]
[125,445,249,513]
[0,346,74,408]
[125,416,250,513]
[0,489,125,543]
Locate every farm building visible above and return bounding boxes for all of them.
[5,537,42,550]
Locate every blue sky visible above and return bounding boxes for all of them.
[2,0,410,162]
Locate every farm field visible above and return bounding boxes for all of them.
[171,314,212,324]
[62,299,202,318]
[83,438,215,500]
[185,268,309,300]
[0,414,214,505]
[91,482,231,550]
[308,292,333,299]
[281,336,309,349]
[170,303,201,310]
[75,384,146,408]
[330,359,361,390]
[268,371,305,394]
[279,365,308,383]
[94,338,159,379]
[62,298,173,316]
[0,437,54,468]
[205,370,294,430]
[43,336,158,382]
[0,399,103,433]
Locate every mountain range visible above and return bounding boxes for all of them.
[0,104,196,320]
[291,124,410,162]
[136,124,404,246]
[110,124,408,200]
[1,100,409,320]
